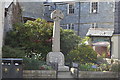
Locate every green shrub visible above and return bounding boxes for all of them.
[97,56,108,64]
[2,45,25,58]
[23,57,46,70]
[110,62,120,72]
[40,65,53,70]
[78,63,110,71]
[79,63,97,71]
[67,45,97,63]
[97,63,110,71]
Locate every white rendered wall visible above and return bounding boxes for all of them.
[111,34,120,60]
[0,2,4,79]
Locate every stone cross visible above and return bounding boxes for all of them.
[51,10,64,52]
[47,10,69,71]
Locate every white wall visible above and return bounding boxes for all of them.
[0,2,4,79]
[111,34,120,60]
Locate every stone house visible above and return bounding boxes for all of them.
[19,2,45,23]
[4,0,22,33]
[43,1,115,37]
[43,1,115,58]
[4,1,114,38]
[16,1,115,37]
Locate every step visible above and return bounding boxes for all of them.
[57,71,74,78]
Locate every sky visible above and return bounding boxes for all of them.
[2,0,118,3]
[3,0,75,2]
[51,0,74,2]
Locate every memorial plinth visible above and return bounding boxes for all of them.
[46,10,69,71]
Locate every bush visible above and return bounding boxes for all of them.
[2,45,25,58]
[23,57,46,70]
[40,65,52,70]
[23,57,53,70]
[67,45,97,63]
[78,63,111,71]
[96,56,108,64]
[110,62,120,72]
[4,18,81,61]
[97,63,110,71]
[79,63,97,71]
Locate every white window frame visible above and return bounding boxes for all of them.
[91,23,97,28]
[90,2,99,13]
[60,24,68,29]
[112,2,115,12]
[68,4,75,14]
[71,24,75,30]
[67,23,75,30]
[48,5,52,11]
[67,24,71,29]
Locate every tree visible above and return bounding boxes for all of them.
[2,45,25,58]
[67,45,97,63]
[4,18,81,61]
[60,29,81,55]
[5,18,53,60]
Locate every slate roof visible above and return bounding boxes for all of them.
[19,2,44,19]
[92,42,110,47]
[86,28,114,37]
[5,0,13,8]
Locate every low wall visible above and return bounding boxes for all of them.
[78,71,119,78]
[23,70,56,78]
[71,68,119,78]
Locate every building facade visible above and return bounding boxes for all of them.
[111,1,120,59]
[6,1,115,38]
[4,1,22,33]
[44,1,115,37]
[19,2,45,22]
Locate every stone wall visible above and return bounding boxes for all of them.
[78,71,118,78]
[4,2,22,33]
[71,68,119,78]
[23,70,56,78]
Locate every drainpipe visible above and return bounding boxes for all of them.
[110,37,112,59]
[54,2,56,10]
[78,2,80,36]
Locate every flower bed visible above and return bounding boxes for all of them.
[70,61,120,78]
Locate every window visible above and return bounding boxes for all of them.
[68,24,71,29]
[68,4,74,14]
[90,2,98,13]
[71,24,74,30]
[48,6,51,10]
[67,24,75,30]
[61,24,67,29]
[91,23,98,28]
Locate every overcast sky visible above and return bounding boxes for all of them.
[51,0,75,2]
[2,0,117,3]
[3,0,75,2]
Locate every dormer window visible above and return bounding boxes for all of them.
[91,23,98,28]
[68,4,74,14]
[90,2,98,13]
